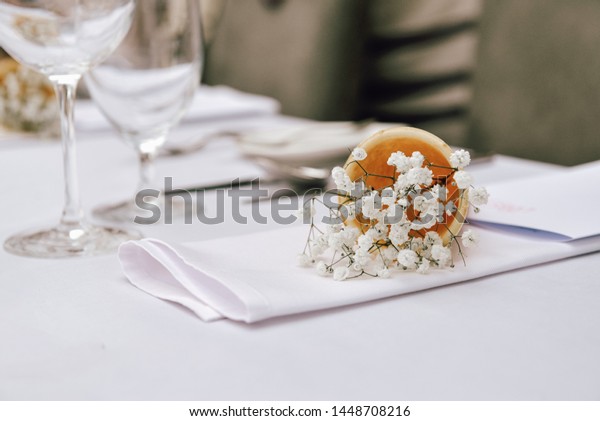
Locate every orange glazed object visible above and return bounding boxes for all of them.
[343,127,469,245]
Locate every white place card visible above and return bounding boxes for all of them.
[469,160,600,241]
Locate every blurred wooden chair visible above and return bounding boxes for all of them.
[204,0,481,146]
[467,0,600,165]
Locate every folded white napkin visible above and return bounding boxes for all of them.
[118,225,600,323]
[76,85,280,132]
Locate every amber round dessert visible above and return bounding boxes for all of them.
[343,126,468,245]
[0,57,19,81]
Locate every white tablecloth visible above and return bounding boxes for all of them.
[0,114,598,400]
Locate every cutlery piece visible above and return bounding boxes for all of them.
[160,130,241,157]
[164,177,271,195]
[166,158,330,202]
[250,157,329,186]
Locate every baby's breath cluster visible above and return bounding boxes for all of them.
[0,59,58,134]
[298,146,488,280]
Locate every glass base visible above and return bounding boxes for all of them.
[3,222,142,258]
[93,200,139,224]
[93,197,188,225]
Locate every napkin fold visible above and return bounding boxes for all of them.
[118,225,600,323]
[76,85,280,132]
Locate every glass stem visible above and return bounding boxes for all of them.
[51,75,84,229]
[138,150,157,194]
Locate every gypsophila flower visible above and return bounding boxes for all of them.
[410,237,424,252]
[331,166,345,180]
[300,144,488,278]
[394,174,411,193]
[431,244,451,267]
[357,234,373,249]
[344,202,356,219]
[384,203,403,221]
[354,249,371,267]
[331,166,353,191]
[366,226,385,242]
[327,233,344,251]
[377,267,391,278]
[309,240,326,258]
[406,167,433,186]
[416,259,431,274]
[461,229,479,248]
[382,246,398,262]
[316,261,329,276]
[297,253,313,267]
[387,151,411,173]
[373,220,387,235]
[309,246,324,259]
[409,151,425,168]
[430,184,444,200]
[413,195,437,215]
[352,147,368,161]
[331,167,345,185]
[360,192,381,219]
[411,215,437,230]
[389,223,410,246]
[327,229,355,251]
[316,233,329,247]
[380,187,396,207]
[325,224,343,234]
[449,149,471,169]
[397,249,419,269]
[453,170,473,189]
[342,227,360,243]
[333,266,350,281]
[423,231,442,249]
[469,186,489,207]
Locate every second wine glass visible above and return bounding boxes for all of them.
[85,0,202,223]
[1,0,137,258]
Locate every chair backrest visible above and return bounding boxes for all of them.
[204,0,364,120]
[205,0,481,146]
[358,0,481,146]
[467,0,600,165]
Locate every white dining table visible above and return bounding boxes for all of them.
[0,109,599,401]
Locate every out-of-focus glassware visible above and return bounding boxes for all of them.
[85,0,202,223]
[0,55,59,136]
[0,0,139,258]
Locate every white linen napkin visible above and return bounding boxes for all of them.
[75,85,280,132]
[118,225,600,323]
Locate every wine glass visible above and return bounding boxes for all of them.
[0,0,140,258]
[85,0,202,223]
